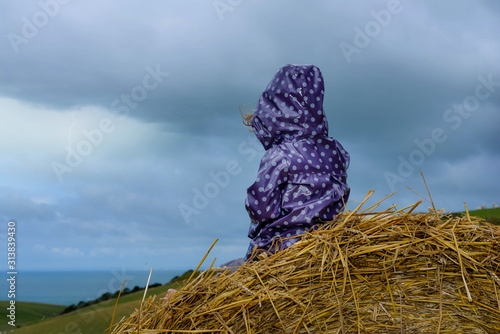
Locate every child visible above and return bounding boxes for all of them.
[242,64,350,260]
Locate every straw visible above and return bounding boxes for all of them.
[136,268,153,333]
[108,279,127,334]
[111,193,500,333]
[188,239,218,282]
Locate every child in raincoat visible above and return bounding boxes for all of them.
[242,64,350,260]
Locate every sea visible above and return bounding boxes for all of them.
[2,269,187,306]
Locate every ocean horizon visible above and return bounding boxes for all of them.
[1,269,188,306]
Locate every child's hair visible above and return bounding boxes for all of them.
[240,105,254,131]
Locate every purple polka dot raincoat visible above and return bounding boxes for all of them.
[245,64,350,259]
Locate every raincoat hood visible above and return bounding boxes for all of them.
[244,64,350,260]
[251,64,328,150]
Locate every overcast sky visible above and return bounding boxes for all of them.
[0,0,499,271]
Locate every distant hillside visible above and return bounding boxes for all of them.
[7,270,194,334]
[0,301,66,332]
[453,207,500,225]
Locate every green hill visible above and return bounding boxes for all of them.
[6,270,193,334]
[454,207,500,225]
[0,301,66,331]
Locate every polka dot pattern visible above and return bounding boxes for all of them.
[245,65,350,260]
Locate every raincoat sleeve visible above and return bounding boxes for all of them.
[245,148,289,238]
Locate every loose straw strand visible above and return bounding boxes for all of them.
[108,278,127,334]
[188,238,219,282]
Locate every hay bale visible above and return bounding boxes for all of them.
[111,198,500,333]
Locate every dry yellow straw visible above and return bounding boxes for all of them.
[111,192,500,333]
[108,278,127,334]
[420,170,438,219]
[188,239,218,282]
[464,201,472,223]
[136,267,153,333]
